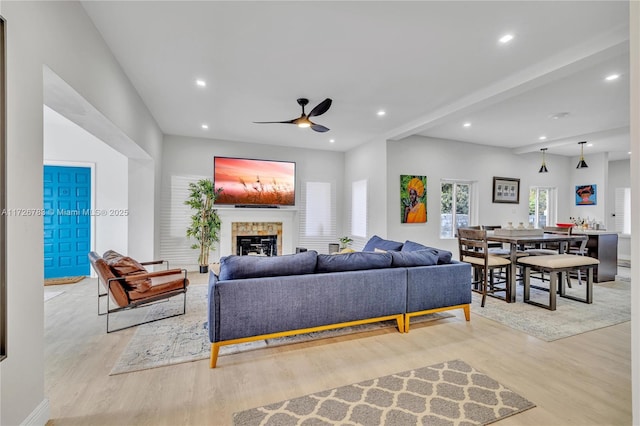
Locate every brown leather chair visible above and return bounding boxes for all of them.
[89,250,189,333]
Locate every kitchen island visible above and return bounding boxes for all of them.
[572,230,618,282]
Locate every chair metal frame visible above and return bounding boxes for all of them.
[94,258,188,333]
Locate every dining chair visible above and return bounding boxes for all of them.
[481,225,504,250]
[524,226,580,288]
[458,227,511,307]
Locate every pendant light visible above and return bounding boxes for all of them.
[576,141,588,169]
[538,148,548,173]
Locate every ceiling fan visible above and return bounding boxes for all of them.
[253,98,332,132]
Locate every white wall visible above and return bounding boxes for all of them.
[569,151,608,224]
[629,3,639,421]
[384,135,575,256]
[344,137,388,248]
[0,2,162,424]
[161,135,344,267]
[43,106,129,256]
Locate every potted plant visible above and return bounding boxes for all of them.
[185,179,223,273]
[339,236,353,250]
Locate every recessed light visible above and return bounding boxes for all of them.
[605,74,619,81]
[539,136,547,141]
[329,139,335,143]
[377,110,386,116]
[196,79,206,87]
[499,34,514,44]
[628,151,632,155]
[463,122,471,128]
[587,143,593,147]
[201,124,209,129]
[549,112,570,120]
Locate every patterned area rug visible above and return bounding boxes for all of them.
[233,359,535,425]
[472,279,631,341]
[110,285,453,375]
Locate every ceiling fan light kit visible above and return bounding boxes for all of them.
[576,141,589,169]
[254,98,332,133]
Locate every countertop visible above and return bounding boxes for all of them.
[571,230,617,235]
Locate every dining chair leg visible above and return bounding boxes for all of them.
[481,268,488,307]
[549,272,558,311]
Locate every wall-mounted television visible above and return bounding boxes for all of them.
[213,156,296,207]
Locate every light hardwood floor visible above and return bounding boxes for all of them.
[44,272,631,426]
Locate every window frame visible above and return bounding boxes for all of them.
[529,186,557,229]
[440,179,476,239]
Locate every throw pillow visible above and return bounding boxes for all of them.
[390,249,439,267]
[218,250,318,281]
[362,235,403,252]
[401,240,453,264]
[316,251,392,273]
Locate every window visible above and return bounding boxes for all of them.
[615,187,631,234]
[529,187,556,228]
[298,181,336,252]
[351,179,367,238]
[440,180,472,238]
[160,174,208,264]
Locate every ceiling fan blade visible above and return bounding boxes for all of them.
[311,123,330,133]
[253,119,296,124]
[308,98,332,117]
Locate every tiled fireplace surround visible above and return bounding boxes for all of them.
[217,208,296,259]
[232,222,282,256]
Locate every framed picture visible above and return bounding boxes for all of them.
[492,177,520,204]
[576,184,597,205]
[400,175,427,223]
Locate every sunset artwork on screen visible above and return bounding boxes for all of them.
[213,157,296,206]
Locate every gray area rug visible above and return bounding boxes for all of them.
[233,359,535,425]
[110,285,452,375]
[472,279,631,341]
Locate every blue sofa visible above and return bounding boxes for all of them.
[207,237,471,367]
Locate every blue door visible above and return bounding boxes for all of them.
[43,165,91,278]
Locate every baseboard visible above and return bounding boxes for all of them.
[21,398,49,426]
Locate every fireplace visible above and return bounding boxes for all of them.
[236,235,277,256]
[231,221,283,256]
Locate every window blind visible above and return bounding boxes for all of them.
[159,174,207,266]
[298,181,336,253]
[351,179,367,238]
[615,187,631,234]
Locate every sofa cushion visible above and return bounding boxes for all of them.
[362,235,403,252]
[390,249,439,267]
[316,251,392,273]
[401,240,453,264]
[219,250,318,281]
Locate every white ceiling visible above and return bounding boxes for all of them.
[80,1,631,160]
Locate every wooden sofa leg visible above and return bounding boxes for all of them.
[463,304,470,321]
[396,314,406,333]
[210,343,220,368]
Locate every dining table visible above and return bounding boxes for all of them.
[486,231,589,302]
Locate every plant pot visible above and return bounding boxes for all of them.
[199,265,209,274]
